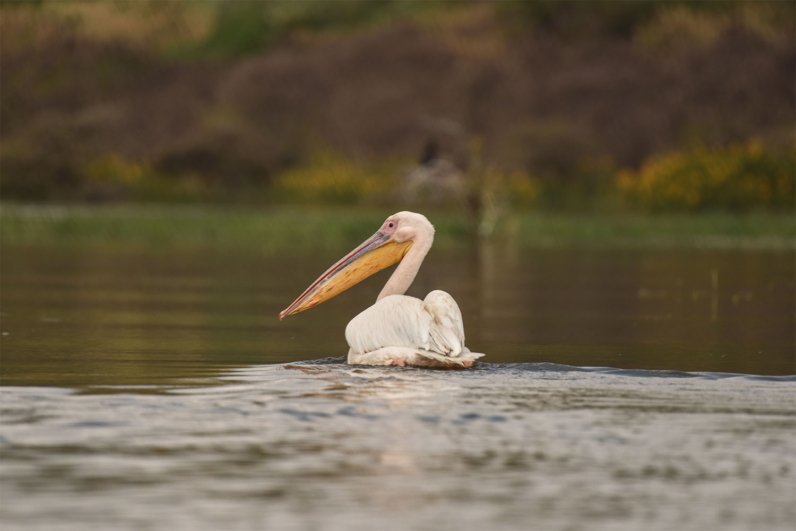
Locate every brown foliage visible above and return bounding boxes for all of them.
[1,6,793,201]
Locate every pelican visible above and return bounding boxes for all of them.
[279,212,484,368]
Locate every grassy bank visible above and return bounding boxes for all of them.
[1,204,793,252]
[507,211,795,250]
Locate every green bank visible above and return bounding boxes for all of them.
[1,204,793,252]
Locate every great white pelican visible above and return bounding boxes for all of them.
[279,212,484,368]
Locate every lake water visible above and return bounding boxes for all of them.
[1,244,794,530]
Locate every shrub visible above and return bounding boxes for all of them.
[618,141,795,211]
[81,153,228,203]
[497,121,617,209]
[273,149,400,205]
[636,2,794,52]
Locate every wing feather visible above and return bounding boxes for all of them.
[424,290,464,357]
[345,291,467,358]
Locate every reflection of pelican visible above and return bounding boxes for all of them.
[280,212,484,368]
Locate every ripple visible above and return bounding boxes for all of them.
[1,362,794,531]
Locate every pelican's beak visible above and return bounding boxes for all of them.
[279,232,412,320]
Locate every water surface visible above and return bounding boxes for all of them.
[1,244,794,530]
[1,363,794,531]
[1,244,793,385]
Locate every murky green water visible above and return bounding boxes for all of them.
[1,244,794,530]
[2,244,794,384]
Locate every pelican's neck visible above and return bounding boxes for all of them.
[377,237,431,301]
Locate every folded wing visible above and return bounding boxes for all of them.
[345,290,475,364]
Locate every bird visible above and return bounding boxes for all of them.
[279,212,484,368]
[402,140,466,205]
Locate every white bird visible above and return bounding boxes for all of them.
[279,212,484,368]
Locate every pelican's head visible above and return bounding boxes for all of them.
[279,212,433,319]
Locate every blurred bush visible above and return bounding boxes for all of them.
[497,0,660,38]
[636,2,793,51]
[1,115,87,201]
[0,1,793,212]
[498,0,793,41]
[193,3,271,59]
[618,142,795,211]
[178,1,440,60]
[274,149,400,205]
[82,154,220,203]
[498,121,616,209]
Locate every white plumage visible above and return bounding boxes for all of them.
[346,291,483,367]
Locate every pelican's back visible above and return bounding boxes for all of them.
[345,291,466,358]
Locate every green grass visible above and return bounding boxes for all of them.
[1,203,793,252]
[507,211,795,250]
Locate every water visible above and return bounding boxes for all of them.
[1,244,795,530]
[2,245,794,383]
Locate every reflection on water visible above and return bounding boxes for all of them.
[1,363,794,531]
[1,244,795,530]
[1,244,793,387]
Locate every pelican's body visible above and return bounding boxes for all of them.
[346,291,482,367]
[280,212,484,368]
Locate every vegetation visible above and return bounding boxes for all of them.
[181,1,446,60]
[0,1,793,213]
[2,204,792,252]
[273,150,401,205]
[618,142,795,211]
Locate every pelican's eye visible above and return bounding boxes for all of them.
[382,220,397,235]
